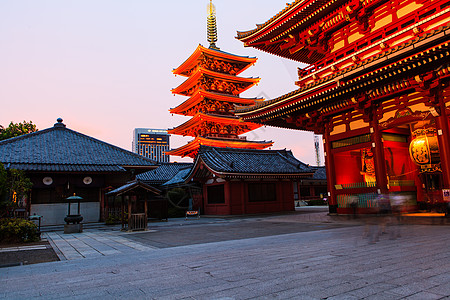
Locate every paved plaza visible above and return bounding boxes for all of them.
[44,230,158,261]
[1,210,449,299]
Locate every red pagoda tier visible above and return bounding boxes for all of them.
[167,44,273,158]
[236,0,450,214]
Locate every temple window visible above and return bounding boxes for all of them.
[248,183,276,202]
[207,185,225,204]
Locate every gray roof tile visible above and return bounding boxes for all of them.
[197,146,314,175]
[161,168,192,187]
[106,180,161,196]
[137,163,193,184]
[0,121,156,172]
[312,166,327,180]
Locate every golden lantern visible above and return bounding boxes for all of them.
[409,128,440,167]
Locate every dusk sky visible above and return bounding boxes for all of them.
[1,0,324,165]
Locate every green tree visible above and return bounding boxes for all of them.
[8,169,33,207]
[0,163,10,218]
[0,120,37,141]
[0,166,32,218]
[0,163,7,201]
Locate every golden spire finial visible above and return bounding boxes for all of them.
[207,0,219,50]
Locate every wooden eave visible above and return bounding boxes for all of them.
[236,26,450,125]
[166,136,273,158]
[237,0,316,43]
[295,5,450,87]
[169,90,262,116]
[173,44,258,77]
[167,112,262,137]
[121,165,159,171]
[106,180,162,197]
[246,40,450,127]
[171,67,260,96]
[186,157,314,181]
[237,0,340,46]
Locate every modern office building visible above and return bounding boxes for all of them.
[132,128,170,163]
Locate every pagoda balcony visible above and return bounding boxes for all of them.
[204,134,247,141]
[173,45,257,77]
[171,68,260,97]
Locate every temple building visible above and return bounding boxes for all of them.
[0,119,157,225]
[163,1,322,215]
[185,146,315,215]
[236,0,450,214]
[166,1,272,158]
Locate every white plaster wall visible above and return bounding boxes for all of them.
[30,202,100,226]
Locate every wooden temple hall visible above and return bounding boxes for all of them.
[236,0,450,214]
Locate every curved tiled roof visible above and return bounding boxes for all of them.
[196,146,313,176]
[312,166,327,180]
[106,180,161,196]
[236,0,303,40]
[236,24,450,120]
[0,120,156,172]
[137,163,193,184]
[161,167,193,187]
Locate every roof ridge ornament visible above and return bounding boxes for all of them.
[207,0,219,50]
[54,118,66,128]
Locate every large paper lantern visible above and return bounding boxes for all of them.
[409,128,440,166]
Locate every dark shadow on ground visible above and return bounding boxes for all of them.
[125,219,355,248]
[0,241,59,267]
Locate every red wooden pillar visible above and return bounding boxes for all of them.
[371,115,389,194]
[285,181,295,210]
[324,125,337,213]
[435,95,450,189]
[277,181,283,212]
[128,197,132,230]
[310,186,315,197]
[240,181,246,214]
[100,189,106,222]
[144,197,148,227]
[224,181,232,215]
[121,196,125,230]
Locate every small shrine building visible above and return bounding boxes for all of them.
[185,146,315,215]
[236,0,450,214]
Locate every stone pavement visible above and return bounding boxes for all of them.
[1,210,449,299]
[44,230,158,261]
[43,207,352,258]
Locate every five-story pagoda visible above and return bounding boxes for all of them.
[166,1,273,159]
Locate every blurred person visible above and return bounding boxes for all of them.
[349,195,358,219]
[363,215,381,244]
[389,194,404,239]
[443,190,450,217]
[362,195,386,244]
[377,194,391,234]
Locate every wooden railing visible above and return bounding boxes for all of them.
[335,182,377,189]
[105,208,122,219]
[129,213,147,231]
[337,193,378,208]
[389,180,415,187]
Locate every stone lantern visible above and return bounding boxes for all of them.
[64,193,84,233]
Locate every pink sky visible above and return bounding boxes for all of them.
[0,0,324,165]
